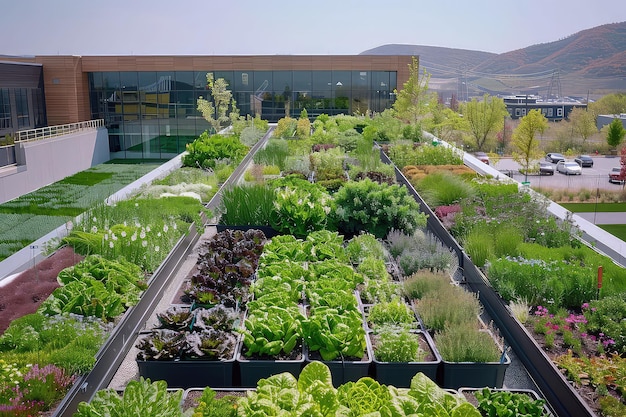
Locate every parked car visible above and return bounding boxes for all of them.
[545,153,565,163]
[609,167,625,184]
[574,155,594,167]
[474,152,490,165]
[556,161,582,175]
[539,162,555,175]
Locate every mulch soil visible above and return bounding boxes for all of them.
[0,246,84,334]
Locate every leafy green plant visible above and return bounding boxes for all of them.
[269,179,333,238]
[367,297,417,329]
[182,131,248,169]
[303,306,367,361]
[331,179,427,239]
[184,229,266,308]
[189,387,239,417]
[485,257,597,310]
[38,255,147,321]
[474,388,548,417]
[73,377,185,417]
[240,305,304,357]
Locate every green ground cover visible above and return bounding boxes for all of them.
[559,202,626,212]
[0,163,160,261]
[598,224,626,242]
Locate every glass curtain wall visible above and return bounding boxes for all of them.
[88,69,397,159]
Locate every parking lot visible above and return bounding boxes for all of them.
[493,155,625,191]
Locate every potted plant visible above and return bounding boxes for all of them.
[369,326,442,387]
[237,303,306,387]
[135,304,240,388]
[458,387,552,417]
[181,228,266,309]
[435,321,511,390]
[302,305,372,387]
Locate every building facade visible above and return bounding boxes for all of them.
[0,61,47,139]
[4,55,412,160]
[502,94,587,121]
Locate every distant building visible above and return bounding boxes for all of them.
[502,94,586,121]
[597,114,626,131]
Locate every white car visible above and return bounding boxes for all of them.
[556,161,582,175]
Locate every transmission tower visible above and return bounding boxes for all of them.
[547,70,562,99]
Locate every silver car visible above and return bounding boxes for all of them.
[556,161,582,175]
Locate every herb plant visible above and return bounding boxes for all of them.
[371,327,426,363]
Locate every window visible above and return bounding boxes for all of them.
[557,107,563,117]
[15,88,30,128]
[0,89,11,129]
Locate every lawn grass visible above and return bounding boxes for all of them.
[559,202,626,212]
[598,224,626,242]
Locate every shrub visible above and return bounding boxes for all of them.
[331,179,427,239]
[182,132,248,169]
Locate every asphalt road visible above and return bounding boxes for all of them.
[493,155,625,191]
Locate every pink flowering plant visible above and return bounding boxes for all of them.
[0,363,75,416]
[530,305,616,356]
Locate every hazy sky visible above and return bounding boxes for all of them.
[3,0,626,56]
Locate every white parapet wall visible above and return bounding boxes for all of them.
[0,153,183,281]
[0,127,110,204]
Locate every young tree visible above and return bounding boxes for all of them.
[511,109,548,181]
[460,94,509,151]
[197,73,238,133]
[606,117,626,152]
[589,93,626,117]
[568,107,597,150]
[392,56,433,124]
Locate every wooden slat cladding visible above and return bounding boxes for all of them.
[78,55,413,77]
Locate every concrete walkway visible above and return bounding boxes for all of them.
[574,212,626,225]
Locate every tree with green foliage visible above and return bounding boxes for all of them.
[511,109,548,181]
[589,93,626,117]
[567,107,598,150]
[426,96,467,144]
[606,117,626,151]
[392,56,433,124]
[196,73,239,133]
[460,94,508,151]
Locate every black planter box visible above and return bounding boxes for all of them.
[136,357,236,389]
[440,351,511,390]
[237,352,305,388]
[370,330,441,387]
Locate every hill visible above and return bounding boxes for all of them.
[361,22,626,98]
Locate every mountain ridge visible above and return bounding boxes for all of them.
[361,22,626,97]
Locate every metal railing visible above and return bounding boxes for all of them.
[15,119,105,143]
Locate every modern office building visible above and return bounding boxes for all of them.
[1,55,412,160]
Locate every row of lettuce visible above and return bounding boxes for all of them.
[73,362,549,417]
[1,111,625,414]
